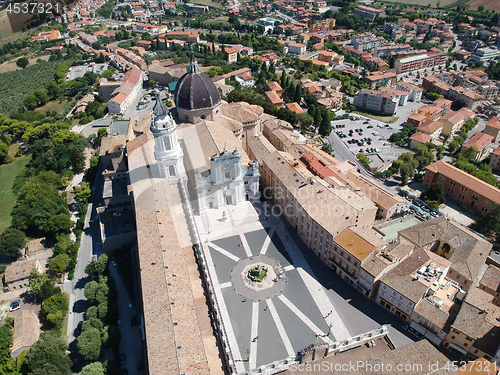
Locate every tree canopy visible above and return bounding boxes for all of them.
[24,333,72,375]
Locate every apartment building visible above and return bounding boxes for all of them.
[365,71,397,89]
[424,160,500,214]
[447,86,484,111]
[353,5,386,21]
[489,147,500,171]
[394,51,447,74]
[445,287,500,361]
[286,42,307,55]
[461,132,494,161]
[417,120,443,142]
[330,227,386,285]
[397,217,491,293]
[259,150,377,264]
[394,81,423,102]
[483,116,500,142]
[353,89,399,115]
[351,33,386,51]
[375,248,451,322]
[470,46,500,64]
[107,68,143,113]
[438,107,475,135]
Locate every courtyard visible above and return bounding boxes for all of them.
[195,201,416,373]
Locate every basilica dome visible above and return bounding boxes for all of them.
[175,54,221,112]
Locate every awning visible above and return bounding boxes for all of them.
[449,342,467,355]
[424,331,442,346]
[410,321,426,335]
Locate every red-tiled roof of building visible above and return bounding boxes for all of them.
[485,116,500,130]
[462,132,493,152]
[285,102,304,114]
[409,132,431,144]
[426,161,500,204]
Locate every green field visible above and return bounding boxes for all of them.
[0,61,56,115]
[0,155,30,233]
[353,111,399,124]
[378,0,463,7]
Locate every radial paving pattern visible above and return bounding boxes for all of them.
[204,225,351,373]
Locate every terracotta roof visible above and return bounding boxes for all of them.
[334,228,375,261]
[265,90,284,104]
[410,132,431,144]
[479,265,500,293]
[462,132,493,152]
[111,92,128,105]
[344,171,405,212]
[4,260,40,283]
[493,147,500,156]
[381,248,450,303]
[426,161,500,204]
[267,81,283,92]
[418,120,442,134]
[485,116,500,130]
[285,102,304,114]
[398,216,492,282]
[11,310,40,358]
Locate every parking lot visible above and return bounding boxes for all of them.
[67,63,109,81]
[331,118,409,161]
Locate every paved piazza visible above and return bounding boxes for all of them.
[197,202,355,373]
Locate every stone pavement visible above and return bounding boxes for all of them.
[194,202,351,373]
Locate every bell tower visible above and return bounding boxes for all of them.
[150,90,186,183]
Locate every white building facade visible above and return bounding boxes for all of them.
[151,92,186,183]
[195,148,260,212]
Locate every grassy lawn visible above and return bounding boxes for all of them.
[35,99,69,115]
[353,111,399,124]
[0,155,30,233]
[191,0,223,8]
[210,16,230,24]
[0,9,32,47]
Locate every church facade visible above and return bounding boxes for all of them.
[152,53,260,211]
[195,147,260,211]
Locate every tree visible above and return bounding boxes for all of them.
[471,204,500,242]
[319,111,332,136]
[97,127,107,139]
[448,139,460,154]
[24,333,72,375]
[74,182,91,204]
[49,254,70,276]
[442,133,450,144]
[400,162,415,185]
[464,145,478,160]
[294,84,302,104]
[421,182,445,205]
[0,228,26,258]
[71,147,85,173]
[298,113,313,128]
[357,152,370,167]
[84,281,99,302]
[16,57,29,68]
[46,81,62,100]
[79,362,105,375]
[77,327,102,361]
[437,145,445,160]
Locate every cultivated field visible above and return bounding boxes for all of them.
[378,0,463,8]
[0,9,31,46]
[466,0,500,11]
[0,54,50,74]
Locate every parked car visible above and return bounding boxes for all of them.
[120,353,126,365]
[117,317,122,326]
[128,302,133,310]
[9,300,20,312]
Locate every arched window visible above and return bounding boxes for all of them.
[168,165,176,177]
[201,115,206,120]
